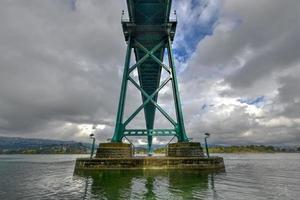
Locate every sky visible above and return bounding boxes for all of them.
[0,0,300,146]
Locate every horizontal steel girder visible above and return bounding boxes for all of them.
[124,129,177,136]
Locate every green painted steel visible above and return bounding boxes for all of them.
[112,0,188,154]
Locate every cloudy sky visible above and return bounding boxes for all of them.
[0,0,299,146]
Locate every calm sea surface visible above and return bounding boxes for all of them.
[0,153,299,200]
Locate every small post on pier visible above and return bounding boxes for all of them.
[90,130,96,160]
[204,133,210,158]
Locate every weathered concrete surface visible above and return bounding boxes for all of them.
[96,143,133,158]
[167,142,204,157]
[74,156,225,171]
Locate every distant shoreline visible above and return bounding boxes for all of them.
[0,153,89,155]
[208,145,300,153]
[142,145,300,154]
[1,152,299,155]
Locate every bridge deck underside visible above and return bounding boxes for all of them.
[126,0,172,129]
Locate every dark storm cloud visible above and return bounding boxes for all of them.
[275,73,300,119]
[0,0,128,139]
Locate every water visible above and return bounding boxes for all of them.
[0,154,299,200]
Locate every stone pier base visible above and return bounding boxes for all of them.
[95,143,133,158]
[167,142,204,157]
[75,142,224,171]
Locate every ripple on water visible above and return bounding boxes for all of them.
[0,154,300,200]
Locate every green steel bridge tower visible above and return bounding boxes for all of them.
[112,0,189,154]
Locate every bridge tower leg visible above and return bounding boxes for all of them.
[167,36,188,142]
[111,37,132,143]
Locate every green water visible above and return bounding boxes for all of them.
[76,170,214,199]
[0,154,300,199]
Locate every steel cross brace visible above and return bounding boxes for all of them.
[134,39,171,74]
[123,76,171,127]
[128,76,176,127]
[128,39,169,74]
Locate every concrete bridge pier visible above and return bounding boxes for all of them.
[74,142,225,171]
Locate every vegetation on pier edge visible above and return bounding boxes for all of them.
[134,145,300,154]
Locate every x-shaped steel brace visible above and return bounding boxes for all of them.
[129,39,171,74]
[128,76,177,127]
[123,76,171,127]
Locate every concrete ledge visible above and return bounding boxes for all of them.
[74,156,225,171]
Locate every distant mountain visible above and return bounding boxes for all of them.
[0,136,90,154]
